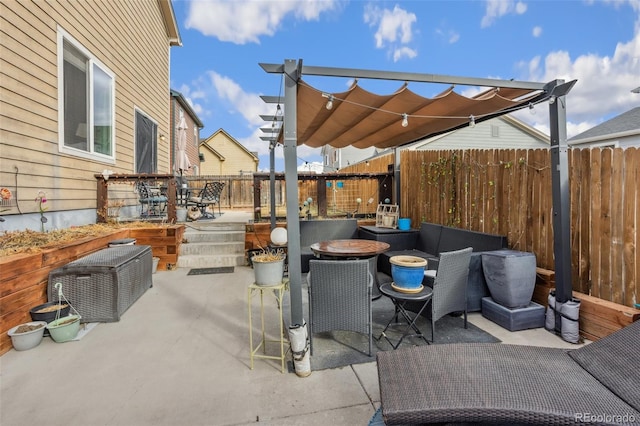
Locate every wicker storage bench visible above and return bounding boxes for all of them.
[48,245,153,323]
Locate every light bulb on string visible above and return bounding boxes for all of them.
[469,115,476,128]
[529,102,536,115]
[322,93,334,110]
[326,95,334,110]
[401,113,409,127]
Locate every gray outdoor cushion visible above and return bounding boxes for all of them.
[569,320,640,412]
[378,342,640,425]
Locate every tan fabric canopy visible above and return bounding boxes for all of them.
[294,79,541,149]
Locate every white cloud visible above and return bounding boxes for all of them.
[435,26,460,44]
[393,46,418,62]
[481,0,528,28]
[514,23,640,138]
[532,26,542,37]
[177,84,206,117]
[364,4,418,60]
[185,0,339,44]
[207,71,273,127]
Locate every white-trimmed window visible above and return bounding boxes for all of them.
[58,27,115,161]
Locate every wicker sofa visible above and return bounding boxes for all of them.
[374,222,508,312]
[377,319,640,425]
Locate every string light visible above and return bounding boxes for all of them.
[322,93,334,110]
[314,85,553,127]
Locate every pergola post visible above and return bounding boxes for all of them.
[549,85,573,304]
[282,59,304,327]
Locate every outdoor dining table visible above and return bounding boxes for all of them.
[310,239,390,299]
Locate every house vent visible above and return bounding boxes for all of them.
[491,125,500,138]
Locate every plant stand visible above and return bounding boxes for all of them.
[248,280,289,373]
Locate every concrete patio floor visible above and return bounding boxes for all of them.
[1,212,585,426]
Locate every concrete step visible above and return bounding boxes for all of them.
[182,230,245,243]
[183,222,245,233]
[178,220,247,269]
[180,241,244,256]
[177,253,246,268]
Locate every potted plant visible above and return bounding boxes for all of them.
[251,247,286,286]
[46,282,81,343]
[30,301,71,336]
[46,314,81,343]
[389,255,428,293]
[7,321,47,351]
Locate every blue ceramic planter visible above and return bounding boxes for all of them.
[389,255,428,290]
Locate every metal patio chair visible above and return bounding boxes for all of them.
[187,181,225,219]
[136,181,168,218]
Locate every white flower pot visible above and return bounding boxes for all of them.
[7,321,47,351]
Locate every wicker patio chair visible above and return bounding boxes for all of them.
[429,246,473,342]
[377,319,640,425]
[307,258,374,356]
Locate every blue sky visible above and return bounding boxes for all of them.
[169,0,640,172]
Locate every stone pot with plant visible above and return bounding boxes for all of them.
[251,248,286,286]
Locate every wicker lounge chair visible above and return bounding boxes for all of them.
[377,319,640,425]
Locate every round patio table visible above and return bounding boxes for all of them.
[310,239,390,299]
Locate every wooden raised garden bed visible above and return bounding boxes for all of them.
[0,225,184,354]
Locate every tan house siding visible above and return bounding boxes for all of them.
[200,129,259,175]
[0,0,177,216]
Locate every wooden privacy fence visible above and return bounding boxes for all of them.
[185,147,637,308]
[391,147,638,309]
[185,175,255,209]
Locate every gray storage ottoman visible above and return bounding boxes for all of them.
[48,245,153,322]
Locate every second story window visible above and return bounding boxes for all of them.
[58,27,115,161]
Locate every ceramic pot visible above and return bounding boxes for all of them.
[7,321,47,351]
[390,255,427,291]
[397,218,411,230]
[46,315,81,343]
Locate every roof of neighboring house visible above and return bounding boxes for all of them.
[171,89,204,128]
[407,114,548,150]
[569,107,640,143]
[200,142,226,160]
[201,128,260,162]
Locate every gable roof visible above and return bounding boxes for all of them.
[171,89,204,128]
[201,128,259,162]
[408,114,549,150]
[569,107,640,143]
[200,142,226,160]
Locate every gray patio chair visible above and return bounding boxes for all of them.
[376,319,640,425]
[307,258,374,356]
[428,246,473,342]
